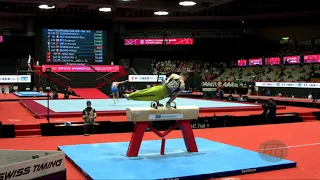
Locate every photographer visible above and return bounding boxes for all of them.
[262,98,277,124]
[82,101,97,136]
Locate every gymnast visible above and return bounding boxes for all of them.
[111,80,128,104]
[124,70,188,108]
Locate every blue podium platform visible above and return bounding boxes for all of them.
[58,138,296,180]
[13,91,48,97]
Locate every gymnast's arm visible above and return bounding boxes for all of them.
[92,109,97,118]
[167,82,185,104]
[82,110,87,119]
[118,80,128,84]
[164,74,178,84]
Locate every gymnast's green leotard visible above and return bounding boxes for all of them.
[127,77,182,101]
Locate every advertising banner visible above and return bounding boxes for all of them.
[128,75,166,82]
[0,75,31,83]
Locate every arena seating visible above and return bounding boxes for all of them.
[152,60,224,80]
[217,64,320,82]
[151,61,319,83]
[150,42,320,84]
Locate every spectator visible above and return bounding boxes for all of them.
[52,85,58,99]
[227,94,234,101]
[308,93,313,99]
[312,91,318,108]
[67,86,79,97]
[63,88,70,99]
[247,87,252,95]
[9,86,14,93]
[265,89,271,96]
[219,89,224,100]
[262,98,277,124]
[130,85,136,92]
[238,94,244,102]
[120,85,126,96]
[82,101,97,136]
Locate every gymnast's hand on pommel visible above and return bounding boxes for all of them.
[167,87,184,108]
[166,102,171,108]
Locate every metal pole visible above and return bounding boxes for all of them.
[46,72,50,123]
[156,29,168,86]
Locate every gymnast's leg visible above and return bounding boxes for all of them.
[111,87,118,104]
[125,85,169,101]
[112,93,116,104]
[116,91,120,102]
[124,87,155,100]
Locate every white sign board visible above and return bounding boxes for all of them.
[0,75,31,83]
[128,75,166,82]
[149,114,184,120]
[255,82,320,88]
[0,150,65,180]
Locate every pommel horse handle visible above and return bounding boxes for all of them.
[126,106,199,157]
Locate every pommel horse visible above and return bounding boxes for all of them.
[126,106,199,157]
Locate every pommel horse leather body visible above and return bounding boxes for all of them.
[126,106,199,157]
[126,106,199,122]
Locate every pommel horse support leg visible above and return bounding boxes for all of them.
[126,106,199,157]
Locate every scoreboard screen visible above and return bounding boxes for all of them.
[43,29,105,63]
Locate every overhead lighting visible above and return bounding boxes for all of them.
[99,7,111,12]
[38,4,55,9]
[154,11,169,16]
[179,1,196,6]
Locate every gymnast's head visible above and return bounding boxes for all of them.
[180,70,188,81]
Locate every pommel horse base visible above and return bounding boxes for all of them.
[126,106,199,157]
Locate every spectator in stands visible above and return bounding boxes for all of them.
[82,101,97,136]
[267,65,272,73]
[308,93,313,99]
[305,75,311,82]
[33,87,37,92]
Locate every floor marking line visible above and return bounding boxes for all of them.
[260,142,320,151]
